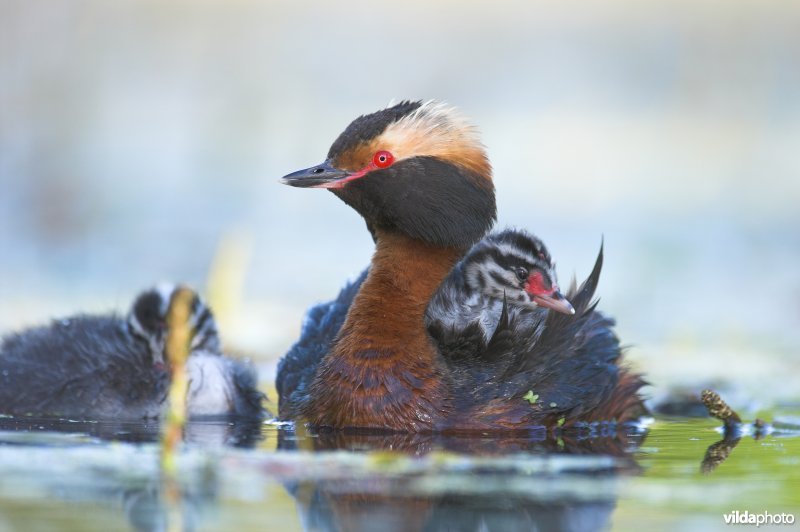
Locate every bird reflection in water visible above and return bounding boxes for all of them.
[277,422,647,532]
[0,417,264,532]
[0,416,265,448]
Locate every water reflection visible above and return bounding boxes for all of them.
[1,416,796,530]
[701,432,742,475]
[285,423,646,457]
[121,475,217,532]
[0,418,249,532]
[278,423,646,532]
[0,417,648,531]
[700,417,800,475]
[0,416,265,448]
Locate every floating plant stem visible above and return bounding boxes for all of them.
[699,389,744,475]
[161,286,195,473]
[160,286,195,532]
[206,230,253,336]
[700,389,742,431]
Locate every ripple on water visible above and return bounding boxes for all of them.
[0,413,796,531]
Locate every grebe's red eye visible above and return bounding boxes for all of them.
[373,150,394,169]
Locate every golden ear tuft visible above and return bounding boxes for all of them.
[378,101,492,181]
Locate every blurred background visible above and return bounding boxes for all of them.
[1,0,798,403]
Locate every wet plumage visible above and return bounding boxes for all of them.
[0,285,266,420]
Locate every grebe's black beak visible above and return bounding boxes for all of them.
[280,160,351,189]
[533,291,575,315]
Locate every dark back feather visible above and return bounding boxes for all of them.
[0,315,168,419]
[482,295,515,362]
[464,242,636,419]
[276,269,368,419]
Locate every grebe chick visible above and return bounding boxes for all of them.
[427,229,574,345]
[128,283,221,367]
[0,285,265,421]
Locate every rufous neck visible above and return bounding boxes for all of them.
[307,230,463,429]
[346,231,463,340]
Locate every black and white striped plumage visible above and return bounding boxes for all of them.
[462,231,556,303]
[127,283,221,366]
[0,285,265,421]
[427,229,571,343]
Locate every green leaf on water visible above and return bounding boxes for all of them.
[523,391,539,404]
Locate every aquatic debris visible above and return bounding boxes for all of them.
[697,389,790,475]
[699,389,778,439]
[700,436,740,475]
[699,389,743,475]
[161,287,196,532]
[161,286,196,472]
[206,230,253,336]
[700,389,741,430]
[522,391,539,405]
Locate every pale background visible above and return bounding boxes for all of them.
[1,0,798,403]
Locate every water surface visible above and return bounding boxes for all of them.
[0,412,797,531]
